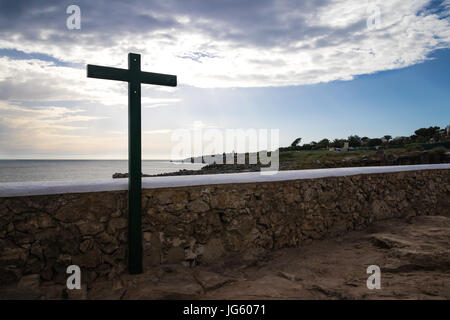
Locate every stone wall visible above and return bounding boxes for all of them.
[1,169,449,287]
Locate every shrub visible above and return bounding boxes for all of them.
[430,146,447,155]
[405,144,424,152]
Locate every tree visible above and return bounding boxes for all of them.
[390,136,407,146]
[409,134,418,143]
[383,135,392,142]
[368,138,383,147]
[315,138,330,149]
[415,127,440,139]
[348,135,362,147]
[290,137,302,147]
[361,137,369,145]
[330,138,345,148]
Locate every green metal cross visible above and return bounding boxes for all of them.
[87,53,177,274]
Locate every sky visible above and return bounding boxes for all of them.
[0,0,449,159]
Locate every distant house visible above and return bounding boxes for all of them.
[342,142,349,152]
[446,125,450,135]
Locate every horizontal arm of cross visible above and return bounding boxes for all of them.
[87,65,177,87]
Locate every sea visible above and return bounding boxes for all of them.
[0,160,205,183]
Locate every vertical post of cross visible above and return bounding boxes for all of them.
[86,53,176,275]
[128,53,142,274]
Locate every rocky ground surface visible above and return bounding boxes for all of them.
[1,215,449,300]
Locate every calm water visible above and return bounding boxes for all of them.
[0,160,205,183]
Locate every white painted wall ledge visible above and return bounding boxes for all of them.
[0,164,449,198]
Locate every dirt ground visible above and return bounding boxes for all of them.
[1,215,449,300]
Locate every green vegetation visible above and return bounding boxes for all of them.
[430,146,447,155]
[290,137,302,147]
[277,125,449,171]
[280,149,375,169]
[278,146,449,170]
[283,125,450,152]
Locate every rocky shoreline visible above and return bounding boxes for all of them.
[112,149,450,178]
[112,173,152,179]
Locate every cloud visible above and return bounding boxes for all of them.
[0,0,448,88]
[105,130,125,135]
[177,51,220,63]
[143,129,172,134]
[142,97,181,109]
[0,101,110,155]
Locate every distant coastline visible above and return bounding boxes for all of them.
[0,160,205,183]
